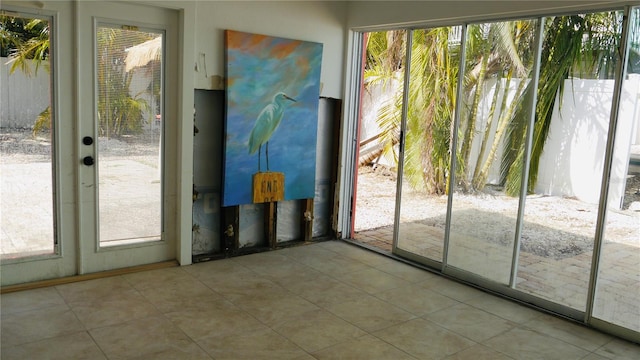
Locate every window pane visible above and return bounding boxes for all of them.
[396,26,462,262]
[516,11,623,311]
[593,6,640,332]
[96,26,163,245]
[353,30,407,252]
[448,19,538,283]
[0,14,54,259]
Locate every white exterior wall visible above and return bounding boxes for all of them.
[362,75,640,208]
[535,75,640,207]
[0,57,50,128]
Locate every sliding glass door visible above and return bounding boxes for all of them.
[396,26,461,264]
[358,5,639,342]
[447,19,538,284]
[591,5,640,334]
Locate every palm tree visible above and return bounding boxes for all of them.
[96,27,152,137]
[2,17,153,137]
[503,12,624,196]
[364,11,625,197]
[1,16,49,76]
[2,16,51,135]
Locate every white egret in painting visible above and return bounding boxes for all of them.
[248,92,297,172]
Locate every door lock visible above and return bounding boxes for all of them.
[82,136,94,145]
[82,156,94,166]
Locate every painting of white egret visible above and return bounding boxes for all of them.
[222,30,323,206]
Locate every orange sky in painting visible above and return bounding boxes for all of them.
[269,41,301,59]
[226,30,302,60]
[226,31,268,50]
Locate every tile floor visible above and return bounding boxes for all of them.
[1,240,639,359]
[354,225,640,332]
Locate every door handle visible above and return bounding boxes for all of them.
[83,156,94,166]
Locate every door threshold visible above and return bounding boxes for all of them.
[1,260,179,294]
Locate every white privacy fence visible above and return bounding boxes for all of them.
[535,75,640,208]
[362,74,640,209]
[1,57,158,134]
[0,57,50,129]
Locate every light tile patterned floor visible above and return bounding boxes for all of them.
[1,240,639,359]
[356,224,640,332]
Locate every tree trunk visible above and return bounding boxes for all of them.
[475,73,527,189]
[472,71,503,187]
[459,52,489,190]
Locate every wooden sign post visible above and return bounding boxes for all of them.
[253,172,284,203]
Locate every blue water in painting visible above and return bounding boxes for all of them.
[222,32,323,207]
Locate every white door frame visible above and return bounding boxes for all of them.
[1,0,194,286]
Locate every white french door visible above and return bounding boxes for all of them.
[1,1,77,286]
[76,1,178,274]
[1,1,179,286]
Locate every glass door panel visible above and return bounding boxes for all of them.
[593,6,640,332]
[1,2,77,286]
[353,30,406,252]
[77,0,177,274]
[1,13,54,259]
[448,19,537,283]
[396,26,461,262]
[96,25,163,246]
[515,11,623,310]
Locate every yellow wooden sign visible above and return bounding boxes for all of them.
[253,172,285,203]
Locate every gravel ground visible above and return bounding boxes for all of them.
[2,128,638,259]
[0,129,160,164]
[355,164,640,259]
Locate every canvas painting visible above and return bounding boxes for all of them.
[223,30,323,207]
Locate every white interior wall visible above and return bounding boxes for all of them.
[192,1,347,98]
